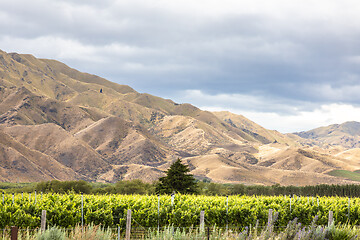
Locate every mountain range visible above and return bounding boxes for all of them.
[1,49,360,186]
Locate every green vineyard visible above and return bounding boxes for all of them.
[1,193,360,229]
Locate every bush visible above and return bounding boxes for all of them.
[36,227,65,240]
[35,180,92,194]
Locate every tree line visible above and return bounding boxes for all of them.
[1,159,360,197]
[2,180,360,197]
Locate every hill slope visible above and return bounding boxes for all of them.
[295,121,360,148]
[1,49,360,185]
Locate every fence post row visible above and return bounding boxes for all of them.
[1,192,354,238]
[126,209,132,240]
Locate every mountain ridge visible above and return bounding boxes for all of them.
[1,49,359,185]
[295,121,360,149]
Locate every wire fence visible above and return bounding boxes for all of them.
[0,226,297,240]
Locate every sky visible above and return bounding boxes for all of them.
[1,0,360,133]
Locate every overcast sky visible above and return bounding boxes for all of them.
[1,0,360,132]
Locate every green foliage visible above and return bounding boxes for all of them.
[2,193,360,229]
[36,227,66,240]
[156,158,198,194]
[3,180,360,197]
[327,222,358,240]
[35,180,92,194]
[32,225,114,240]
[113,179,153,195]
[198,182,229,196]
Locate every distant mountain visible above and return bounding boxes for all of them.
[295,121,360,149]
[1,49,360,185]
[213,111,297,146]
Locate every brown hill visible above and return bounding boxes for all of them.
[3,123,110,179]
[1,49,360,185]
[295,121,360,148]
[0,128,79,181]
[75,116,173,165]
[214,111,298,146]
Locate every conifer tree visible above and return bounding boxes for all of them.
[155,158,198,194]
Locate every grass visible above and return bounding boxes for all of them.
[2,219,360,240]
[327,170,360,182]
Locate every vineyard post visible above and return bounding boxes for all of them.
[267,209,273,227]
[226,195,229,231]
[200,210,205,231]
[10,226,18,240]
[171,193,175,235]
[328,211,333,226]
[41,210,46,232]
[290,196,292,213]
[171,193,175,206]
[317,197,319,210]
[117,226,120,240]
[12,193,14,204]
[2,192,3,204]
[348,197,350,220]
[29,192,31,202]
[21,192,23,199]
[157,194,160,232]
[307,195,309,205]
[126,209,132,240]
[81,193,84,231]
[35,191,37,205]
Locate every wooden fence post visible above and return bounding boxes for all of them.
[10,226,18,240]
[268,209,273,226]
[41,210,47,232]
[328,211,334,226]
[126,209,132,240]
[200,210,205,231]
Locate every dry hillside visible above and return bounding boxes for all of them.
[1,49,360,185]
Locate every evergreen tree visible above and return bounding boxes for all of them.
[155,158,198,194]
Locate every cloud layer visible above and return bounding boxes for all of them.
[1,0,360,132]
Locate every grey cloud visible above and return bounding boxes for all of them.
[1,0,360,114]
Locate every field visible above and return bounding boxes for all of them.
[328,170,360,182]
[1,193,360,230]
